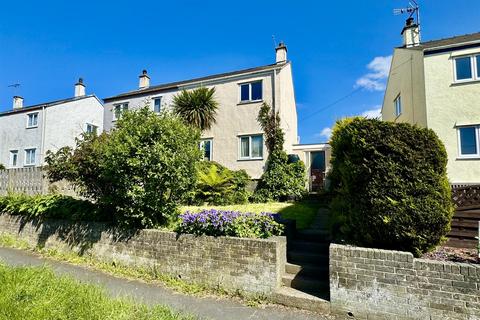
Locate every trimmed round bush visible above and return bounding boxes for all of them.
[329,118,454,256]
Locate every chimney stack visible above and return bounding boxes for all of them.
[13,96,23,110]
[401,17,420,48]
[275,42,287,64]
[139,69,150,89]
[74,78,86,97]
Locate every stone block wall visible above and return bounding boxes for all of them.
[330,244,480,320]
[0,214,286,294]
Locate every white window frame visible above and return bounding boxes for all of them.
[394,94,402,117]
[200,139,213,161]
[238,134,263,160]
[112,102,129,121]
[457,125,480,159]
[26,112,39,128]
[152,96,163,113]
[9,150,18,167]
[24,148,36,166]
[85,123,98,134]
[238,80,263,103]
[453,55,480,83]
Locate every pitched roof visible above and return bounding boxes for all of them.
[0,94,101,117]
[402,32,480,52]
[103,62,286,102]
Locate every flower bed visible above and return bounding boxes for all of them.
[177,209,284,239]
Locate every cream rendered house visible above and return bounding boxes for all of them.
[0,79,104,168]
[104,43,327,184]
[382,18,480,184]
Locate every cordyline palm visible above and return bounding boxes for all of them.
[172,87,219,131]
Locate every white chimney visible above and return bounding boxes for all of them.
[275,42,288,64]
[139,69,150,89]
[13,96,23,110]
[74,78,86,97]
[401,17,420,48]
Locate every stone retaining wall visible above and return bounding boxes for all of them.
[0,214,286,295]
[330,243,480,320]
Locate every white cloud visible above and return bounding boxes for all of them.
[316,127,332,140]
[361,106,382,119]
[355,55,392,91]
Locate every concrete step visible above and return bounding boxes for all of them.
[288,240,329,254]
[295,229,331,242]
[271,286,330,314]
[285,262,329,278]
[288,251,329,264]
[282,273,329,292]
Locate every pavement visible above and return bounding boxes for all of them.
[0,247,331,320]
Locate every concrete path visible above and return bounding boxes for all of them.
[0,247,331,320]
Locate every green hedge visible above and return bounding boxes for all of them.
[329,118,454,256]
[0,194,105,222]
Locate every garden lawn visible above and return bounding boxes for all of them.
[0,264,194,320]
[181,201,321,229]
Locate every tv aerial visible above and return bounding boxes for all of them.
[394,0,421,26]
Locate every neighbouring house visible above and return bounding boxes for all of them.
[103,42,327,186]
[382,17,480,184]
[0,79,104,168]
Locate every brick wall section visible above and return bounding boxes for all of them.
[330,244,480,320]
[0,214,286,294]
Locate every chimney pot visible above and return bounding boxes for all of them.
[13,96,24,110]
[75,78,86,97]
[275,42,288,64]
[139,69,150,89]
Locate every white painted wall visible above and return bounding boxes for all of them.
[0,96,104,168]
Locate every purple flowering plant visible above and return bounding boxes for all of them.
[177,209,284,239]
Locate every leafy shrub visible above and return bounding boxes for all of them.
[0,194,103,222]
[189,162,251,205]
[253,103,306,202]
[329,117,454,256]
[46,108,202,228]
[177,209,284,239]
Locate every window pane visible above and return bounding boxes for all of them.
[240,84,250,101]
[123,103,129,112]
[114,106,121,119]
[456,57,472,80]
[460,127,477,155]
[477,56,480,78]
[201,140,211,161]
[251,82,262,101]
[240,137,250,158]
[251,135,263,158]
[154,98,161,113]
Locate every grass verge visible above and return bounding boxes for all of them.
[0,263,194,320]
[0,233,267,307]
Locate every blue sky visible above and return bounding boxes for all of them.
[0,1,479,144]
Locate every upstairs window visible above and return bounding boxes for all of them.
[24,148,36,166]
[27,113,38,128]
[200,139,212,161]
[239,135,263,160]
[454,55,480,82]
[394,95,402,117]
[10,150,18,167]
[86,123,98,134]
[113,103,129,121]
[239,81,263,102]
[153,97,162,113]
[458,126,480,158]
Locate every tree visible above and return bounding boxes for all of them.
[253,103,306,202]
[329,117,454,256]
[172,87,219,131]
[46,108,202,228]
